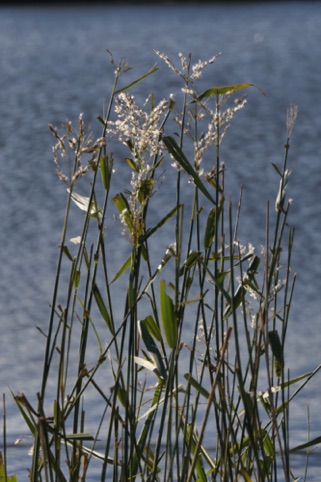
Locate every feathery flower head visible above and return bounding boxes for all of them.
[286,102,298,139]
[49,114,105,186]
[109,92,170,163]
[110,93,171,248]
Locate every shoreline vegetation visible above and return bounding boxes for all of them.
[2,50,321,481]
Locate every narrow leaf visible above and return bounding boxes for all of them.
[113,193,133,231]
[204,197,225,249]
[290,435,321,453]
[139,204,182,243]
[139,318,167,379]
[62,244,74,261]
[272,162,283,178]
[115,65,158,94]
[65,433,94,441]
[184,374,210,399]
[196,83,265,100]
[144,314,162,342]
[223,285,246,320]
[138,178,154,204]
[268,330,283,378]
[162,136,216,204]
[204,264,231,305]
[239,468,254,482]
[126,157,139,172]
[204,207,217,249]
[159,280,177,349]
[99,155,110,190]
[111,254,132,283]
[181,422,207,482]
[93,283,114,334]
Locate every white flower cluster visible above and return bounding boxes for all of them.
[155,50,220,83]
[50,113,105,186]
[109,93,170,163]
[109,93,171,246]
[156,51,247,178]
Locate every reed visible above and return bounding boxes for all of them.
[9,51,321,481]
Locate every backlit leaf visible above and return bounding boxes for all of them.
[93,283,114,334]
[115,65,158,94]
[196,83,265,101]
[159,280,177,349]
[268,330,284,378]
[162,136,216,204]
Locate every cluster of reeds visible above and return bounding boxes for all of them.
[9,51,321,481]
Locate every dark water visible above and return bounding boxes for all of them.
[1,2,321,479]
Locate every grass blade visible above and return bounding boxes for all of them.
[159,279,177,349]
[162,135,216,204]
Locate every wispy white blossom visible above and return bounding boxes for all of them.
[155,50,220,83]
[49,114,105,186]
[109,93,171,247]
[286,102,298,138]
[109,93,169,163]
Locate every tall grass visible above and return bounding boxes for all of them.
[10,51,321,481]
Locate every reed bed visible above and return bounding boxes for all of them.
[4,51,321,481]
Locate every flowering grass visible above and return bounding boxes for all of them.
[5,50,321,481]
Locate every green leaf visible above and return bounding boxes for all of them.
[125,157,139,172]
[93,283,114,334]
[65,433,94,441]
[12,391,37,437]
[112,385,127,408]
[184,373,210,399]
[113,193,133,231]
[0,455,18,482]
[239,467,254,482]
[62,244,74,261]
[271,162,283,178]
[204,198,224,249]
[144,314,162,342]
[263,431,275,457]
[196,83,265,101]
[180,251,202,276]
[268,330,283,378]
[181,421,207,482]
[73,269,81,289]
[138,178,154,204]
[203,264,231,305]
[139,318,167,379]
[139,204,182,244]
[290,435,321,453]
[162,136,216,204]
[97,115,106,127]
[159,280,177,349]
[139,205,181,243]
[111,254,132,283]
[246,254,261,279]
[115,65,158,94]
[99,155,111,190]
[223,284,246,320]
[204,207,217,249]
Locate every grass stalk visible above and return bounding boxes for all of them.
[8,51,321,482]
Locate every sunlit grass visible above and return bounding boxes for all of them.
[5,50,321,482]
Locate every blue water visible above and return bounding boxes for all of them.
[1,2,321,479]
